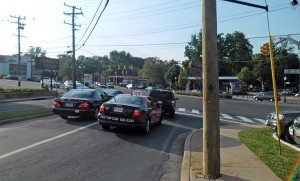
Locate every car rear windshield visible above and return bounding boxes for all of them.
[62,90,93,98]
[111,95,143,105]
[149,91,173,100]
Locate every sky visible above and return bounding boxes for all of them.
[0,0,299,62]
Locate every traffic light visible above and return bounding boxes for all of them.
[260,42,269,56]
[188,61,193,68]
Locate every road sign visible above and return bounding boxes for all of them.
[284,69,300,74]
[35,57,59,70]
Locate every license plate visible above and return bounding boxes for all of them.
[114,107,123,113]
[66,103,73,107]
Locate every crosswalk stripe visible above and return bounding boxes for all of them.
[220,113,233,119]
[178,108,185,112]
[236,116,254,123]
[192,109,200,114]
[254,118,266,124]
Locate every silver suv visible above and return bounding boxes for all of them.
[253,92,281,102]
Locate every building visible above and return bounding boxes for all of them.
[0,55,38,80]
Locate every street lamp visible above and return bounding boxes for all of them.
[284,76,287,102]
[115,72,118,85]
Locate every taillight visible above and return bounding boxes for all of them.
[171,100,176,106]
[100,104,105,113]
[133,109,141,117]
[78,102,89,109]
[53,100,61,107]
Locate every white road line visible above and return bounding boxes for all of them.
[0,122,98,161]
[220,113,233,119]
[254,118,266,124]
[177,108,185,112]
[236,116,254,123]
[192,109,200,114]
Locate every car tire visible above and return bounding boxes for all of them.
[170,110,175,119]
[255,97,258,101]
[102,125,110,130]
[284,123,296,144]
[143,118,150,134]
[92,108,99,120]
[158,114,163,125]
[60,115,68,119]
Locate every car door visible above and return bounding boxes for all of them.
[147,98,161,124]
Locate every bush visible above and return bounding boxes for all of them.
[219,93,232,99]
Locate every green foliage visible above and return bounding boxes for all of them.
[219,93,232,99]
[0,87,47,93]
[164,65,181,86]
[239,128,299,180]
[178,68,189,88]
[237,67,255,86]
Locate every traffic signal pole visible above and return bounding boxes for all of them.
[202,0,220,178]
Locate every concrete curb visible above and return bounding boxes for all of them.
[181,129,198,181]
[0,112,54,125]
[272,133,300,152]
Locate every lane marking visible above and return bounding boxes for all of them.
[192,109,200,114]
[236,116,254,123]
[0,122,98,161]
[254,118,266,124]
[220,113,233,119]
[177,108,185,112]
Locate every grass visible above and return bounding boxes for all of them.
[239,128,300,181]
[0,87,48,93]
[0,108,52,121]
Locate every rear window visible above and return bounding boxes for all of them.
[111,95,143,105]
[62,90,93,98]
[149,90,173,100]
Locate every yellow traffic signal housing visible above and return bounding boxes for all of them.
[260,42,269,56]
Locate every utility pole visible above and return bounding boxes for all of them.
[202,0,220,179]
[64,3,83,89]
[10,15,26,87]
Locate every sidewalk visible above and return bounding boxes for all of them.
[181,125,283,181]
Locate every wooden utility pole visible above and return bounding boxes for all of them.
[202,0,220,179]
[64,3,83,89]
[10,15,26,87]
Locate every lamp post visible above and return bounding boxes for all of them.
[284,76,287,102]
[115,71,118,85]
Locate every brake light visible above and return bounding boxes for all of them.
[78,102,89,109]
[133,109,141,117]
[53,100,61,107]
[171,100,176,106]
[100,104,105,113]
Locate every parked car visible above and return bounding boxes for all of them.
[265,110,300,143]
[98,92,163,134]
[42,79,60,88]
[253,92,281,102]
[145,86,153,91]
[149,89,178,118]
[289,116,300,144]
[52,89,110,120]
[65,82,88,91]
[126,84,133,89]
[3,75,18,80]
[281,89,293,96]
[103,89,123,99]
[106,83,114,89]
[137,84,146,89]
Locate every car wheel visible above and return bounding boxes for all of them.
[170,110,175,119]
[60,115,68,119]
[284,123,296,144]
[92,108,99,120]
[158,114,163,125]
[255,97,258,101]
[102,125,110,130]
[143,118,150,134]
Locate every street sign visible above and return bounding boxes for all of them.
[284,69,300,74]
[35,57,59,70]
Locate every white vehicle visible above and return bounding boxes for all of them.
[145,86,153,91]
[126,84,133,89]
[65,82,88,91]
[42,78,60,88]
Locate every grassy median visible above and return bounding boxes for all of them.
[0,108,52,121]
[239,128,300,181]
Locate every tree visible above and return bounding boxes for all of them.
[139,58,168,85]
[25,46,47,58]
[237,67,255,90]
[178,68,189,90]
[164,64,181,88]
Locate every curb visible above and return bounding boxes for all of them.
[181,129,198,181]
[272,133,300,152]
[0,112,53,125]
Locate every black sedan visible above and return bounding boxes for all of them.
[52,89,110,120]
[103,89,123,99]
[98,93,163,134]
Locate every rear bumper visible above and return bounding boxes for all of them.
[98,115,145,129]
[52,107,94,117]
